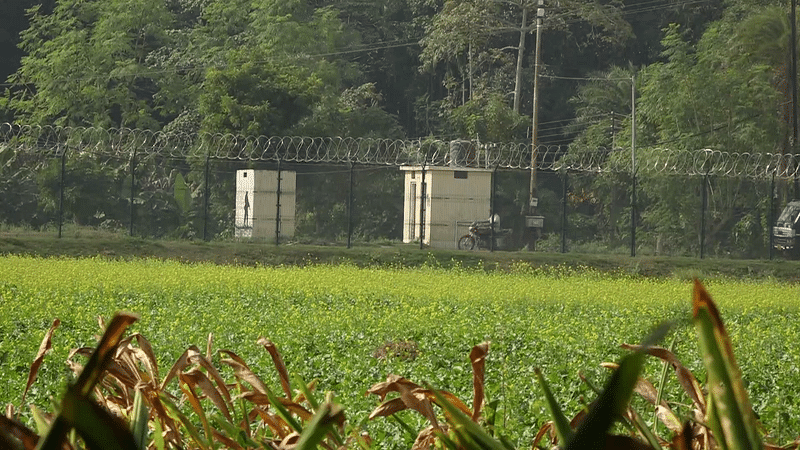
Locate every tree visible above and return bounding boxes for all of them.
[418,0,634,141]
[634,23,779,255]
[9,0,174,128]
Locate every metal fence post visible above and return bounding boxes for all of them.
[561,170,568,253]
[275,158,282,246]
[129,148,136,237]
[347,161,354,249]
[700,173,708,259]
[419,162,426,250]
[490,167,496,252]
[630,173,636,257]
[202,154,210,241]
[769,172,775,260]
[58,147,67,239]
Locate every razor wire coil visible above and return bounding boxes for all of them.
[2,123,799,179]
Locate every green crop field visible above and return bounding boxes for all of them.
[1,255,798,447]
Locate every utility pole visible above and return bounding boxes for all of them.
[527,0,544,250]
[792,0,799,197]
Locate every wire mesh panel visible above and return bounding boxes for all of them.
[2,122,799,259]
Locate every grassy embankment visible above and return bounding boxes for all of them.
[1,227,799,281]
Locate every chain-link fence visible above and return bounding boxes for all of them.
[1,123,797,259]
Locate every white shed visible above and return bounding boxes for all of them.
[235,169,296,239]
[400,165,493,249]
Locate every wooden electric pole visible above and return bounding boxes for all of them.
[527,0,544,250]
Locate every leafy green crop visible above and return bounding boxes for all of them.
[0,256,798,447]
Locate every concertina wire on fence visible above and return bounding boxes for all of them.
[2,122,800,179]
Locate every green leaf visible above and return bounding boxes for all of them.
[692,280,761,450]
[59,386,139,450]
[294,403,345,450]
[36,313,140,450]
[292,374,319,410]
[566,323,669,450]
[265,387,303,434]
[159,393,210,450]
[427,385,511,450]
[210,414,259,448]
[534,368,574,445]
[130,389,149,450]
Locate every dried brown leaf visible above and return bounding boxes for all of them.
[221,358,269,395]
[212,428,243,450]
[218,349,248,366]
[240,391,271,406]
[671,421,693,450]
[366,375,440,428]
[621,344,706,413]
[401,389,439,429]
[0,414,39,449]
[259,338,292,398]
[118,333,160,386]
[181,368,232,422]
[21,319,60,406]
[239,392,313,421]
[74,312,139,396]
[279,432,300,450]
[655,405,683,434]
[368,397,407,420]
[161,345,231,408]
[411,425,443,450]
[426,390,471,418]
[103,359,140,390]
[161,345,202,390]
[255,407,292,438]
[532,421,556,448]
[469,342,489,421]
[366,374,422,401]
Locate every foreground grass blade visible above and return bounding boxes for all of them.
[57,386,139,450]
[427,384,511,450]
[266,385,304,433]
[36,313,139,450]
[692,280,761,450]
[74,313,140,396]
[159,393,209,450]
[294,403,345,450]
[653,336,677,434]
[566,323,668,450]
[130,389,149,450]
[534,368,573,445]
[293,374,319,410]
[259,338,292,398]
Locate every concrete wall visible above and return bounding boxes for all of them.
[401,166,492,248]
[235,169,296,239]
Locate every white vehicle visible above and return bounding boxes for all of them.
[773,200,800,257]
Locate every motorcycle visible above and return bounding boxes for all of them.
[457,220,511,250]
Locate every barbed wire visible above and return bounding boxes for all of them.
[2,123,799,179]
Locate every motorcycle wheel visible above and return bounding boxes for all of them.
[458,235,476,250]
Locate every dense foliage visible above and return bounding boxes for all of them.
[1,0,799,255]
[1,256,799,447]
